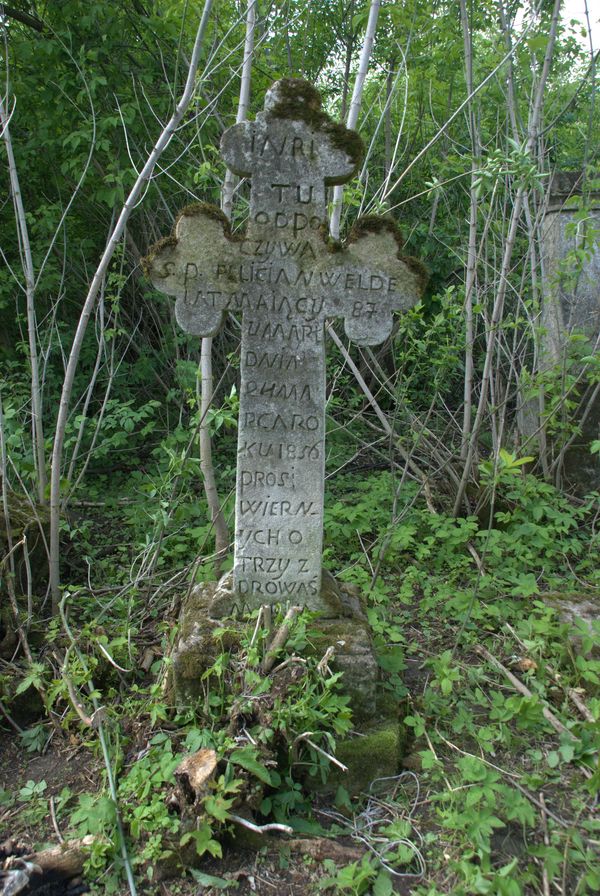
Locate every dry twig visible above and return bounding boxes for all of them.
[504,623,594,723]
[474,644,593,780]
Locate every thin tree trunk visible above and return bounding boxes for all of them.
[221,0,256,220]
[330,0,381,240]
[199,336,229,574]
[384,55,396,178]
[340,38,353,121]
[0,95,46,503]
[452,0,563,515]
[459,0,480,463]
[49,0,214,610]
[199,0,257,576]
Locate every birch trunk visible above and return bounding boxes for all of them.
[459,0,480,463]
[452,0,563,515]
[221,0,256,220]
[0,96,46,504]
[201,0,257,576]
[330,0,381,240]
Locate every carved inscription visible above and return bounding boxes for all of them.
[147,79,424,611]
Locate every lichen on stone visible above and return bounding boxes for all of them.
[143,202,245,279]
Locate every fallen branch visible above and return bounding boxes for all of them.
[19,834,97,883]
[230,814,293,836]
[474,644,593,780]
[293,731,348,772]
[539,793,551,896]
[49,796,64,844]
[269,655,307,676]
[286,838,364,863]
[260,606,301,675]
[504,623,595,723]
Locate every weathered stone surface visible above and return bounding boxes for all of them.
[542,591,600,656]
[519,171,600,492]
[313,616,379,723]
[170,569,379,721]
[146,79,424,609]
[168,582,242,704]
[209,567,364,620]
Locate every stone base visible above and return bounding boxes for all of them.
[167,581,243,705]
[168,570,380,721]
[309,615,378,724]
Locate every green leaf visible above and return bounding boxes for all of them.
[373,870,393,896]
[229,746,273,785]
[190,870,233,889]
[15,663,45,696]
[559,742,575,763]
[181,823,222,858]
[204,794,232,823]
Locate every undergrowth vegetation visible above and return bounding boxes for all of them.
[1,2,600,895]
[1,451,599,894]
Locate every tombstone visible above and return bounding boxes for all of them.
[519,171,600,492]
[146,79,424,618]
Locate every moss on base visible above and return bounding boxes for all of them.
[308,720,404,796]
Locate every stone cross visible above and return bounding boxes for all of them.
[146,79,425,613]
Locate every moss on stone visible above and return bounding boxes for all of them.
[142,202,244,280]
[349,215,405,249]
[324,122,364,169]
[268,78,323,119]
[176,201,231,230]
[319,223,344,253]
[141,235,177,277]
[402,255,430,293]
[268,78,364,169]
[309,721,402,795]
[167,581,243,704]
[348,215,429,294]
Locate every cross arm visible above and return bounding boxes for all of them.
[143,203,241,338]
[320,217,428,346]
